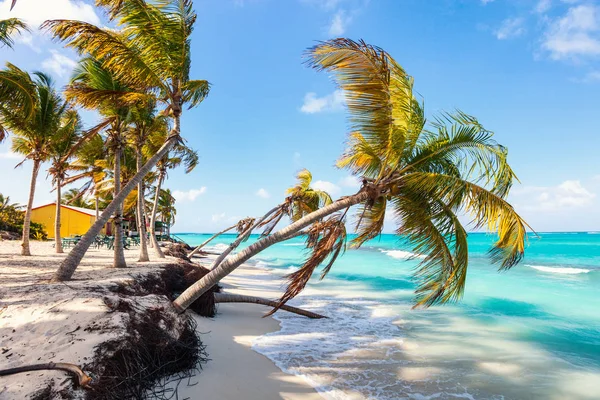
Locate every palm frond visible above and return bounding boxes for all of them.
[0,18,29,49]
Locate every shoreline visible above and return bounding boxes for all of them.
[0,240,321,399]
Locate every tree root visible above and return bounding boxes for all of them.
[214,293,327,319]
[0,362,92,388]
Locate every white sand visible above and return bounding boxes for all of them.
[0,240,320,399]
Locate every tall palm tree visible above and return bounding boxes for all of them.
[66,57,137,268]
[46,0,209,281]
[0,72,68,255]
[47,109,83,253]
[126,102,168,261]
[173,39,531,313]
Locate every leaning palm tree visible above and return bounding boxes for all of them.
[146,132,198,258]
[174,39,532,313]
[0,72,69,255]
[47,109,83,253]
[46,0,209,281]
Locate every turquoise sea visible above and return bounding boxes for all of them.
[177,232,600,399]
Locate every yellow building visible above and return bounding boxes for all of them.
[30,203,113,239]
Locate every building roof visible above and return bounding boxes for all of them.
[32,202,105,218]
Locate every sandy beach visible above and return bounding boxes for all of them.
[0,240,321,399]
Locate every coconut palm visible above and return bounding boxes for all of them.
[0,72,71,255]
[66,57,138,268]
[126,103,168,261]
[46,0,209,281]
[174,39,531,313]
[47,109,83,253]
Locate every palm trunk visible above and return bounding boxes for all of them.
[207,206,280,271]
[173,191,370,311]
[51,131,182,282]
[54,181,63,253]
[113,145,127,268]
[188,224,237,258]
[95,196,99,221]
[136,149,149,262]
[21,159,40,256]
[149,170,165,258]
[214,293,326,319]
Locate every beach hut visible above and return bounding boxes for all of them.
[30,203,113,239]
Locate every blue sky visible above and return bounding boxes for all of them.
[1,0,599,233]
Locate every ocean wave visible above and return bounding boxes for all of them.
[252,295,481,399]
[527,265,591,275]
[206,243,228,252]
[382,249,425,260]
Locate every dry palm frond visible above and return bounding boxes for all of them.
[266,216,347,316]
[0,18,29,49]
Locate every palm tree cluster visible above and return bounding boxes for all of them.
[2,3,531,316]
[0,0,207,265]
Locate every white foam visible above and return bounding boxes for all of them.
[528,265,591,275]
[206,243,229,252]
[382,249,425,260]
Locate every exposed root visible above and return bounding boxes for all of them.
[214,293,327,319]
[0,362,91,388]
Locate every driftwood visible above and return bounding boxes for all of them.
[214,293,327,319]
[0,362,92,388]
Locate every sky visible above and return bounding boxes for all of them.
[0,0,599,233]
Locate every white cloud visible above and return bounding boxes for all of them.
[312,180,341,196]
[0,0,101,27]
[512,180,595,211]
[300,89,346,114]
[574,70,600,83]
[495,17,526,40]
[211,212,226,222]
[172,187,207,202]
[339,175,361,189]
[0,151,21,160]
[256,188,270,199]
[542,4,600,60]
[329,10,352,36]
[41,50,77,78]
[535,0,552,14]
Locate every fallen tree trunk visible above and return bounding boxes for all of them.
[0,362,92,388]
[214,293,326,319]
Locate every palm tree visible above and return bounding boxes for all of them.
[66,57,139,268]
[47,109,83,253]
[0,19,33,144]
[173,39,531,313]
[0,193,21,213]
[126,103,168,261]
[156,188,176,237]
[0,72,68,255]
[46,0,209,281]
